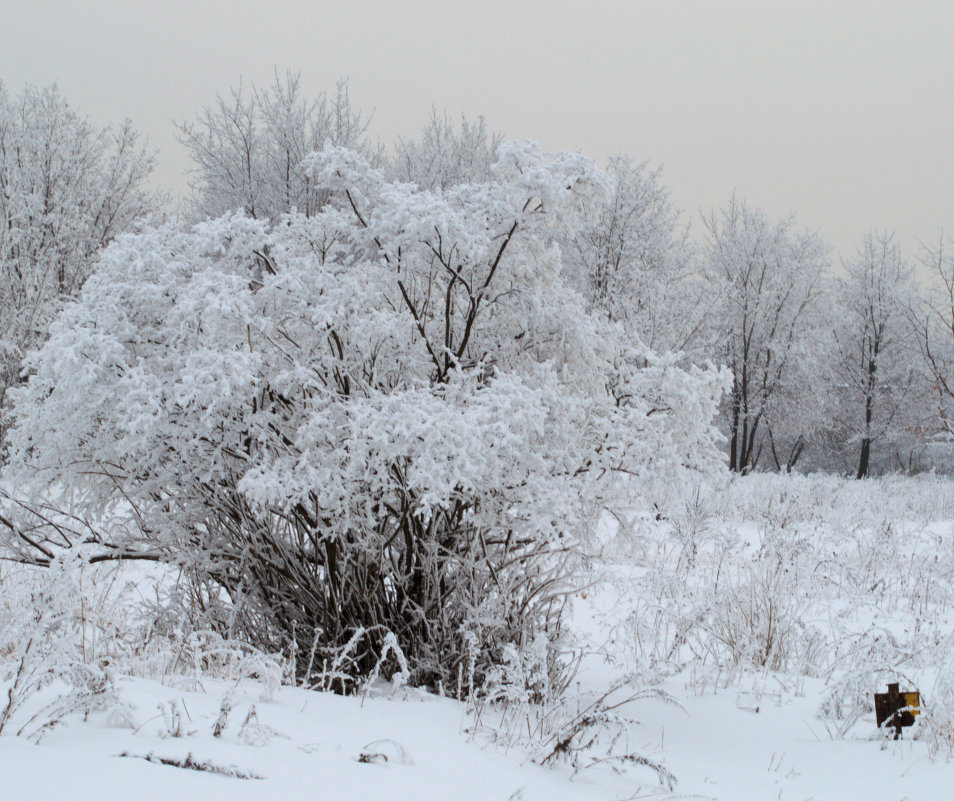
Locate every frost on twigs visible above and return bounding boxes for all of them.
[0,554,132,741]
[465,654,678,791]
[4,141,726,695]
[212,691,232,737]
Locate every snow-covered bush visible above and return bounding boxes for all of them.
[3,142,727,692]
[0,550,286,740]
[0,554,129,739]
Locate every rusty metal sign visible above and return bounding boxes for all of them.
[874,682,920,739]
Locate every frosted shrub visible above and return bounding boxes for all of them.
[0,554,124,738]
[0,550,289,741]
[463,635,677,790]
[4,142,727,693]
[816,629,915,737]
[176,630,284,699]
[466,634,554,730]
[704,549,817,672]
[920,646,954,758]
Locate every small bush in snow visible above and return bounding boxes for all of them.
[0,554,128,739]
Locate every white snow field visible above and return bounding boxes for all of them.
[3,473,954,801]
[3,671,953,801]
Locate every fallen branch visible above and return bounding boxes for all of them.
[116,751,263,780]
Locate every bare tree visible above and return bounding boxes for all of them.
[177,71,374,221]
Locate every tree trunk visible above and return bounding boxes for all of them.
[857,345,878,479]
[856,437,871,479]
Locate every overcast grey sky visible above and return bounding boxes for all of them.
[2,0,952,259]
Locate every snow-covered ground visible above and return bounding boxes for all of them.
[3,473,954,800]
[2,669,950,800]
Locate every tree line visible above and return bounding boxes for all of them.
[4,75,950,479]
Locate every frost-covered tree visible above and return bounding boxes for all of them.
[760,294,832,473]
[565,157,708,357]
[0,83,160,424]
[915,235,954,441]
[177,72,373,221]
[702,198,828,472]
[390,110,502,190]
[4,142,727,690]
[826,233,925,477]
